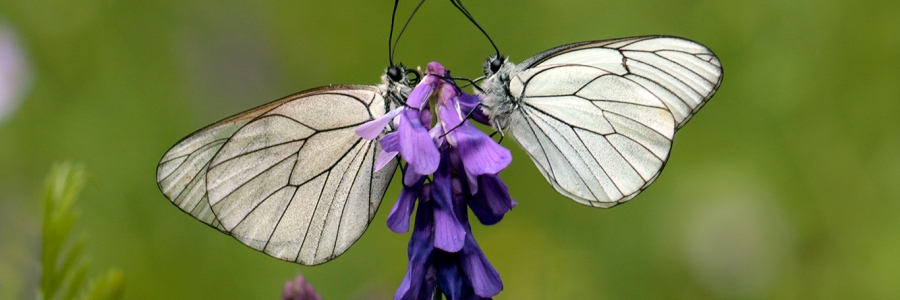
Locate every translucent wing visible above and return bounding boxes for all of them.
[157,85,398,265]
[499,36,722,207]
[157,100,285,232]
[517,36,723,129]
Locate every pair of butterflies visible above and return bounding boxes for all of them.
[156,36,723,265]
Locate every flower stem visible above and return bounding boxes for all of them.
[432,285,443,300]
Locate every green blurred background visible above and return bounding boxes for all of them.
[1,0,899,299]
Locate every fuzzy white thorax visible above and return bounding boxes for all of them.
[477,60,517,133]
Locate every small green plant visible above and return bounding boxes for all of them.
[38,162,124,300]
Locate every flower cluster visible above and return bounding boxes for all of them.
[357,62,515,299]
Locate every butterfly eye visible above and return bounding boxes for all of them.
[483,55,505,77]
[491,57,503,73]
[387,65,404,82]
[490,57,503,73]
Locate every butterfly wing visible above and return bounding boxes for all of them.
[157,85,398,265]
[157,99,284,232]
[504,36,722,207]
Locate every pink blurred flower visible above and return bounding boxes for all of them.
[282,274,323,300]
[0,22,32,123]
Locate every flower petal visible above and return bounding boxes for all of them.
[458,92,491,125]
[428,125,445,147]
[419,107,433,130]
[395,250,435,300]
[375,150,398,172]
[468,174,514,225]
[399,109,439,175]
[432,151,466,252]
[406,75,436,109]
[356,108,401,140]
[425,62,446,78]
[381,132,400,152]
[460,234,503,297]
[387,179,424,233]
[403,167,424,187]
[433,253,482,300]
[455,125,512,181]
[375,132,401,171]
[466,167,480,196]
[432,202,465,253]
[436,85,464,147]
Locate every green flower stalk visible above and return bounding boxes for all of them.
[38,162,124,300]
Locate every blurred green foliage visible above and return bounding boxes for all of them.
[0,0,898,299]
[38,162,124,300]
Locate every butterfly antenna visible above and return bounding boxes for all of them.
[389,0,400,66]
[449,0,500,57]
[391,0,427,65]
[438,102,488,139]
[451,76,485,92]
[460,75,485,89]
[438,75,484,93]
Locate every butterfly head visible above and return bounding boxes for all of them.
[381,64,421,110]
[385,64,421,86]
[387,65,404,82]
[482,54,512,78]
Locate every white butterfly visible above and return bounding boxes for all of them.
[478,35,723,208]
[156,68,414,265]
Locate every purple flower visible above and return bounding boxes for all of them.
[436,83,512,193]
[394,184,502,300]
[357,62,513,299]
[282,274,323,300]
